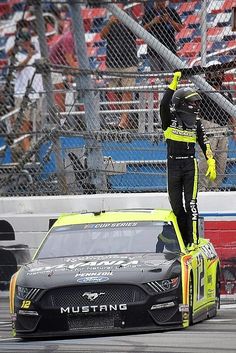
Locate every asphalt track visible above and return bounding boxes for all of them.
[1,296,236,353]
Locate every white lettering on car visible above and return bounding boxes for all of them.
[60,304,128,314]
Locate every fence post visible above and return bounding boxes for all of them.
[200,0,208,66]
[34,1,68,194]
[68,0,107,193]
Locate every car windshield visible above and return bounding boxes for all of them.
[36,221,180,259]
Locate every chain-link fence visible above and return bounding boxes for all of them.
[0,0,235,197]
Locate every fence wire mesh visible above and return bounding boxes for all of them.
[0,0,235,197]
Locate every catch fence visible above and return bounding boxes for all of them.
[0,0,235,196]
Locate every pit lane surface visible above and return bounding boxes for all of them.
[1,296,236,353]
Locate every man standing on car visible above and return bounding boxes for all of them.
[160,71,216,247]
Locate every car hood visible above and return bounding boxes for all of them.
[17,253,181,289]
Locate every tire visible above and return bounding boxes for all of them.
[216,268,221,311]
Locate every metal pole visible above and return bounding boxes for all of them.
[106,4,236,117]
[33,1,67,194]
[68,0,107,192]
[200,0,207,66]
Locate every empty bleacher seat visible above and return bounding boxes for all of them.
[212,40,226,51]
[213,12,231,27]
[0,1,11,18]
[207,0,225,14]
[176,28,195,43]
[178,1,199,15]
[207,27,225,40]
[223,26,236,41]
[184,14,201,28]
[178,42,201,57]
[220,0,236,12]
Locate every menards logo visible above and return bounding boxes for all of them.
[60,304,127,314]
[29,260,139,273]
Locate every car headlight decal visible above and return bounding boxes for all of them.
[146,276,179,293]
[16,286,41,301]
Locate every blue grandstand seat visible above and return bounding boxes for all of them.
[89,57,99,70]
[97,46,106,57]
[212,41,226,51]
[0,49,6,59]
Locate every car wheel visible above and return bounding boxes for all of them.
[216,269,221,310]
[189,274,193,325]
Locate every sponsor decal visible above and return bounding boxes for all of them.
[65,255,128,263]
[179,304,189,313]
[21,300,31,309]
[60,304,127,314]
[190,200,198,221]
[201,243,217,259]
[183,312,189,320]
[28,260,139,274]
[77,276,109,283]
[208,274,212,284]
[82,292,105,301]
[83,222,138,229]
[75,272,112,278]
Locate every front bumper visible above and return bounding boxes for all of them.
[14,284,184,337]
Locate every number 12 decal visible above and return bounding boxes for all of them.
[196,254,204,301]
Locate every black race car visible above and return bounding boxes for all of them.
[9,209,220,338]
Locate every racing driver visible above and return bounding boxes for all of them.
[160,71,216,248]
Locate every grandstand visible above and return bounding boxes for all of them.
[0,0,235,195]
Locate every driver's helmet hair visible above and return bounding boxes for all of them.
[156,224,179,252]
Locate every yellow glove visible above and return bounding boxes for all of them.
[206,158,216,181]
[168,71,182,91]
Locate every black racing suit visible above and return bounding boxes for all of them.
[160,88,211,245]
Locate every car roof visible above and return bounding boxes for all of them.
[52,209,175,228]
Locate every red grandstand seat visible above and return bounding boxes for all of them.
[83,18,92,33]
[98,61,106,71]
[82,8,106,19]
[176,28,195,41]
[227,40,236,49]
[220,0,236,12]
[184,14,201,27]
[91,8,107,18]
[81,8,91,19]
[178,1,198,15]
[131,3,144,19]
[0,59,7,68]
[207,27,224,40]
[178,42,201,57]
[93,33,102,42]
[0,2,11,17]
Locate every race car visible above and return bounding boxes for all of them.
[9,209,220,338]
